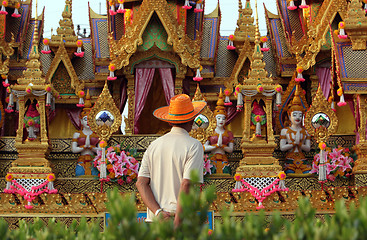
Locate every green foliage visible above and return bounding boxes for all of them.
[4,178,367,240]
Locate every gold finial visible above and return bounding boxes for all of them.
[193,84,206,101]
[287,83,305,114]
[51,0,77,43]
[234,0,255,42]
[254,0,260,44]
[214,88,227,116]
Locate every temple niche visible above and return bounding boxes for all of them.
[0,0,367,228]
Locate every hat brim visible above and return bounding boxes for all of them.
[153,101,207,124]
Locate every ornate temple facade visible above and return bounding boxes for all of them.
[0,0,366,228]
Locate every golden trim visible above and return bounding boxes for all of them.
[109,0,201,70]
[304,86,338,143]
[88,81,122,141]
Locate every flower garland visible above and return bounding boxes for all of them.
[93,143,139,185]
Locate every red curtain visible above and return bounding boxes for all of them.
[158,68,175,104]
[134,68,155,134]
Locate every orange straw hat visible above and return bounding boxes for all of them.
[153,94,206,123]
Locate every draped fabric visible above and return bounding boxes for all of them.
[134,68,155,134]
[316,67,331,99]
[158,68,175,104]
[66,108,82,130]
[119,79,128,112]
[225,105,239,125]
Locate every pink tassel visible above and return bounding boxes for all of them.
[287,0,297,10]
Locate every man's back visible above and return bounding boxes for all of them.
[138,127,203,221]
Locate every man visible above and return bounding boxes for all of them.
[136,94,206,227]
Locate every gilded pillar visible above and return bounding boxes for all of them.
[175,74,184,95]
[354,95,367,175]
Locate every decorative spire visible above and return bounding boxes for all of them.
[344,0,367,50]
[51,0,77,44]
[243,0,271,85]
[287,83,305,114]
[192,84,206,101]
[234,0,255,42]
[214,89,227,116]
[18,0,44,85]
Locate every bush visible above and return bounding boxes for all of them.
[3,172,367,239]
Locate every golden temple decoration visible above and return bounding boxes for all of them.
[9,1,56,175]
[0,35,15,75]
[291,0,347,70]
[235,0,281,177]
[234,0,255,45]
[225,38,253,89]
[189,84,215,144]
[354,95,367,174]
[304,86,338,144]
[50,0,77,46]
[88,81,122,141]
[124,45,187,76]
[344,0,367,50]
[109,0,201,70]
[45,42,84,96]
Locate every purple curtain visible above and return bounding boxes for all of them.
[134,68,155,134]
[225,106,239,125]
[316,67,331,100]
[158,68,175,104]
[66,108,82,130]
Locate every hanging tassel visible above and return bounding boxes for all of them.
[0,1,8,15]
[255,116,262,137]
[260,36,269,52]
[117,0,126,13]
[224,89,232,106]
[41,38,51,54]
[5,91,14,113]
[299,0,309,9]
[46,92,52,107]
[318,142,327,182]
[182,0,192,10]
[25,201,33,209]
[278,172,288,190]
[99,140,108,179]
[2,74,9,87]
[193,66,203,81]
[337,87,346,107]
[74,40,84,57]
[47,173,57,194]
[236,92,243,112]
[12,2,21,18]
[227,35,236,50]
[76,90,85,107]
[28,125,36,140]
[295,66,305,82]
[107,63,117,80]
[194,0,203,13]
[364,1,367,13]
[338,22,347,39]
[287,0,297,10]
[275,85,282,107]
[256,201,265,210]
[109,0,117,15]
[233,174,243,190]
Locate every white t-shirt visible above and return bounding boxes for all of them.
[138,127,204,222]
